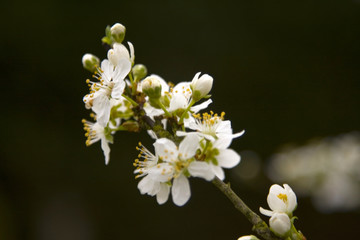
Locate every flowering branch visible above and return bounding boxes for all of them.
[212,177,282,240]
[81,22,307,240]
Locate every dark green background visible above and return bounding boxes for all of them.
[1,0,359,239]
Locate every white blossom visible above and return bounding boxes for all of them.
[260,184,297,217]
[83,59,131,126]
[177,111,244,145]
[82,120,112,165]
[134,135,214,206]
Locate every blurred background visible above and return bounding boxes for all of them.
[1,0,360,239]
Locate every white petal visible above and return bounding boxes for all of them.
[216,120,232,135]
[259,207,274,217]
[217,149,241,168]
[100,59,113,81]
[190,99,212,113]
[191,72,201,84]
[172,175,191,206]
[153,138,178,162]
[211,164,225,180]
[127,41,135,64]
[138,175,160,196]
[284,184,297,212]
[213,137,232,149]
[92,95,110,127]
[147,130,158,140]
[113,58,131,81]
[100,137,111,165]
[169,94,187,112]
[147,163,174,182]
[232,130,245,138]
[268,187,287,212]
[111,80,126,99]
[179,134,200,159]
[156,183,170,205]
[188,161,215,181]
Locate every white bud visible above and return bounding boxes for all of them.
[191,72,213,101]
[82,53,100,73]
[141,76,162,99]
[237,235,260,240]
[110,23,126,43]
[269,212,291,236]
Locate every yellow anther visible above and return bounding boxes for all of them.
[277,193,288,203]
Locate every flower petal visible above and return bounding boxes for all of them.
[153,138,178,162]
[172,175,191,206]
[156,183,170,205]
[284,184,297,212]
[138,175,160,196]
[100,137,111,165]
[188,161,215,181]
[259,207,273,217]
[190,99,212,113]
[179,134,200,159]
[111,80,126,99]
[92,95,110,127]
[217,149,241,168]
[211,164,225,180]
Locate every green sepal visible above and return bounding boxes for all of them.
[183,169,191,178]
[103,126,114,143]
[192,90,202,102]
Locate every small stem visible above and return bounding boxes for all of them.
[212,177,282,240]
[179,99,195,124]
[158,101,172,117]
[122,94,138,107]
[128,73,137,96]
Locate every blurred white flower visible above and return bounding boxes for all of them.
[237,235,260,240]
[267,132,360,212]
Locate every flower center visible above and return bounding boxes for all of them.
[277,193,288,203]
[193,111,225,137]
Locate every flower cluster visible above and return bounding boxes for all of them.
[81,23,244,206]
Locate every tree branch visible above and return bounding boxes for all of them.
[212,177,282,240]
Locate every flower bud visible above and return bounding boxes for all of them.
[121,121,140,132]
[238,236,260,240]
[111,23,126,43]
[269,212,291,237]
[141,76,162,99]
[191,72,213,102]
[82,53,100,73]
[132,64,148,81]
